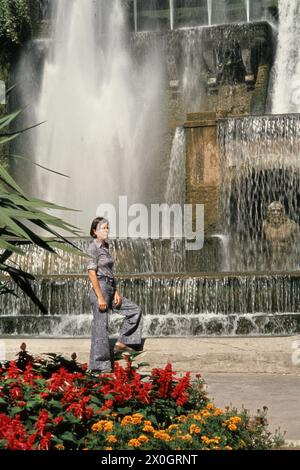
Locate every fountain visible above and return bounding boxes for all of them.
[246,0,250,22]
[170,0,174,30]
[4,0,300,338]
[207,0,212,26]
[134,0,138,32]
[272,0,300,113]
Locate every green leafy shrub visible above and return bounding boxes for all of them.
[0,345,285,450]
[0,0,32,56]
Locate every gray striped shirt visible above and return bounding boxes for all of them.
[86,239,116,282]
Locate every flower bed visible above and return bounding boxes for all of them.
[0,345,284,450]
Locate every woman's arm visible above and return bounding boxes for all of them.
[113,288,122,308]
[88,270,107,312]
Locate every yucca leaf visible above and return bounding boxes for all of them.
[0,213,31,239]
[0,164,26,195]
[0,120,46,136]
[10,219,58,252]
[12,219,81,254]
[0,240,25,255]
[29,197,80,212]
[0,263,36,280]
[0,193,79,212]
[0,108,83,312]
[8,270,48,314]
[5,84,17,96]
[0,134,20,145]
[47,240,86,256]
[0,207,67,223]
[0,283,16,296]
[8,154,70,178]
[0,110,22,129]
[30,218,81,242]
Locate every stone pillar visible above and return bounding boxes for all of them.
[184,112,222,271]
[184,111,221,235]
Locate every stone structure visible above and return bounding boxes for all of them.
[201,22,273,114]
[262,202,300,270]
[184,22,274,239]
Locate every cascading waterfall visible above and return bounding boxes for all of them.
[1,274,300,336]
[28,0,165,232]
[181,28,203,112]
[165,127,186,206]
[218,115,300,271]
[133,0,138,32]
[170,0,174,30]
[272,0,300,113]
[210,234,230,271]
[211,0,227,25]
[6,2,297,338]
[7,238,186,276]
[245,0,250,22]
[207,0,212,26]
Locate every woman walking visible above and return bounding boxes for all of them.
[87,217,143,372]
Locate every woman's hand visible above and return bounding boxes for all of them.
[97,295,108,312]
[113,290,122,308]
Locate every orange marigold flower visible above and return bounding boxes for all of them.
[206,403,215,410]
[168,424,179,432]
[121,416,133,426]
[105,447,113,450]
[225,446,233,450]
[104,421,114,432]
[144,420,152,426]
[92,420,113,432]
[132,417,142,425]
[138,435,149,443]
[91,422,102,432]
[143,425,155,433]
[190,424,201,434]
[231,416,242,424]
[153,431,171,441]
[128,439,141,448]
[176,415,187,423]
[181,434,192,442]
[193,414,202,421]
[228,423,237,431]
[214,409,223,416]
[107,435,117,444]
[202,410,211,418]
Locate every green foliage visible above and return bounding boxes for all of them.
[0,109,83,312]
[0,0,32,55]
[0,350,285,450]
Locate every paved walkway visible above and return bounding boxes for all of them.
[1,336,300,441]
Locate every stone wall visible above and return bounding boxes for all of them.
[184,22,274,243]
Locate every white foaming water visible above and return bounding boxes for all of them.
[207,0,212,25]
[210,234,230,271]
[170,0,174,30]
[165,127,186,206]
[133,0,138,32]
[31,0,164,233]
[272,0,300,113]
[182,28,203,112]
[245,0,250,22]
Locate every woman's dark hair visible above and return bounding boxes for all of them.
[90,217,108,238]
